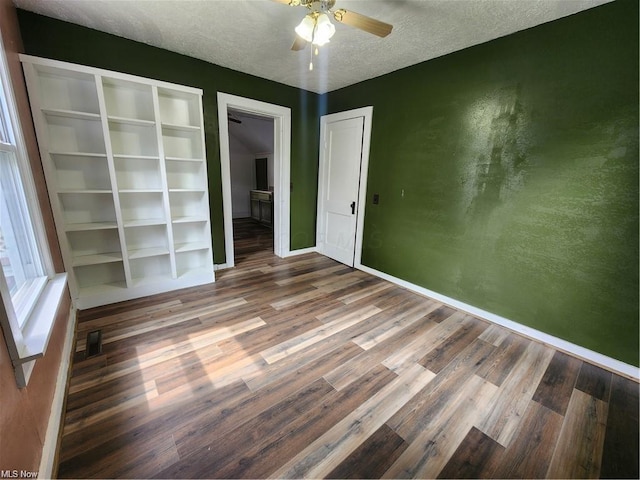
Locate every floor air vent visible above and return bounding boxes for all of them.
[86,330,103,358]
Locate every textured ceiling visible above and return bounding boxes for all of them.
[13,0,612,94]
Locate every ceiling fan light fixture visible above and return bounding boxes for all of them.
[313,12,335,46]
[294,14,316,42]
[295,12,335,46]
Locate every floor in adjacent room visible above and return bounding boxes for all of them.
[57,218,639,479]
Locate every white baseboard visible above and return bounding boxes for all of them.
[284,246,317,257]
[38,305,76,479]
[214,262,232,271]
[357,264,639,381]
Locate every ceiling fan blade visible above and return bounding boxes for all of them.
[291,35,307,51]
[270,0,302,5]
[333,9,393,38]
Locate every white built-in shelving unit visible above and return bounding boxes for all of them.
[20,55,214,309]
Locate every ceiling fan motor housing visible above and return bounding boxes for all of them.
[304,0,336,12]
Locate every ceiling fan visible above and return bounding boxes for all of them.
[272,0,393,70]
[227,112,242,124]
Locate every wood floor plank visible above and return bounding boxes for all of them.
[352,301,440,351]
[59,428,180,479]
[491,400,564,478]
[70,351,106,378]
[260,304,381,364]
[387,338,496,442]
[382,375,498,479]
[269,286,329,309]
[426,304,457,323]
[93,317,206,364]
[476,341,555,447]
[212,364,398,480]
[436,426,505,479]
[217,313,326,359]
[85,433,179,478]
[243,336,363,392]
[311,269,366,289]
[600,374,640,479]
[68,317,265,394]
[338,280,393,304]
[419,316,489,373]
[370,288,431,311]
[575,361,612,401]
[75,299,182,334]
[478,324,511,346]
[68,340,222,396]
[268,363,436,479]
[168,343,363,456]
[326,424,409,479]
[76,292,182,323]
[275,264,347,285]
[152,344,235,394]
[324,303,441,391]
[317,274,368,293]
[167,378,338,478]
[546,389,608,479]
[59,378,250,466]
[382,311,469,374]
[64,377,159,429]
[316,287,411,323]
[75,298,246,351]
[476,332,529,386]
[532,350,582,415]
[248,305,424,393]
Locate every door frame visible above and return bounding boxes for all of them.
[217,92,291,268]
[317,106,373,268]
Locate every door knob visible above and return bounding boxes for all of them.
[350,201,356,214]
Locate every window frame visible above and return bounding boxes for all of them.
[0,31,67,388]
[0,144,48,326]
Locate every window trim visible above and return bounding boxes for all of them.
[0,31,67,387]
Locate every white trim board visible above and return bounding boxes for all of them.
[357,264,640,381]
[217,93,291,268]
[38,305,76,479]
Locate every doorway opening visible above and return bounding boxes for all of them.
[227,108,274,262]
[217,93,292,269]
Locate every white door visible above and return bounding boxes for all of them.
[317,108,372,267]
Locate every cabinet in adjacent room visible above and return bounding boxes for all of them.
[250,190,273,227]
[21,55,214,309]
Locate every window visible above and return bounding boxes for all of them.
[0,33,67,387]
[0,113,47,329]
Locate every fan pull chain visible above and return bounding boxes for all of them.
[309,19,317,71]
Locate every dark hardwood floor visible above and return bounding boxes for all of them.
[57,219,639,478]
[233,216,273,259]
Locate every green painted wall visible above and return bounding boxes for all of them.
[17,10,321,262]
[326,0,639,365]
[17,3,638,365]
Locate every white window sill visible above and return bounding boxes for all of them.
[12,273,67,387]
